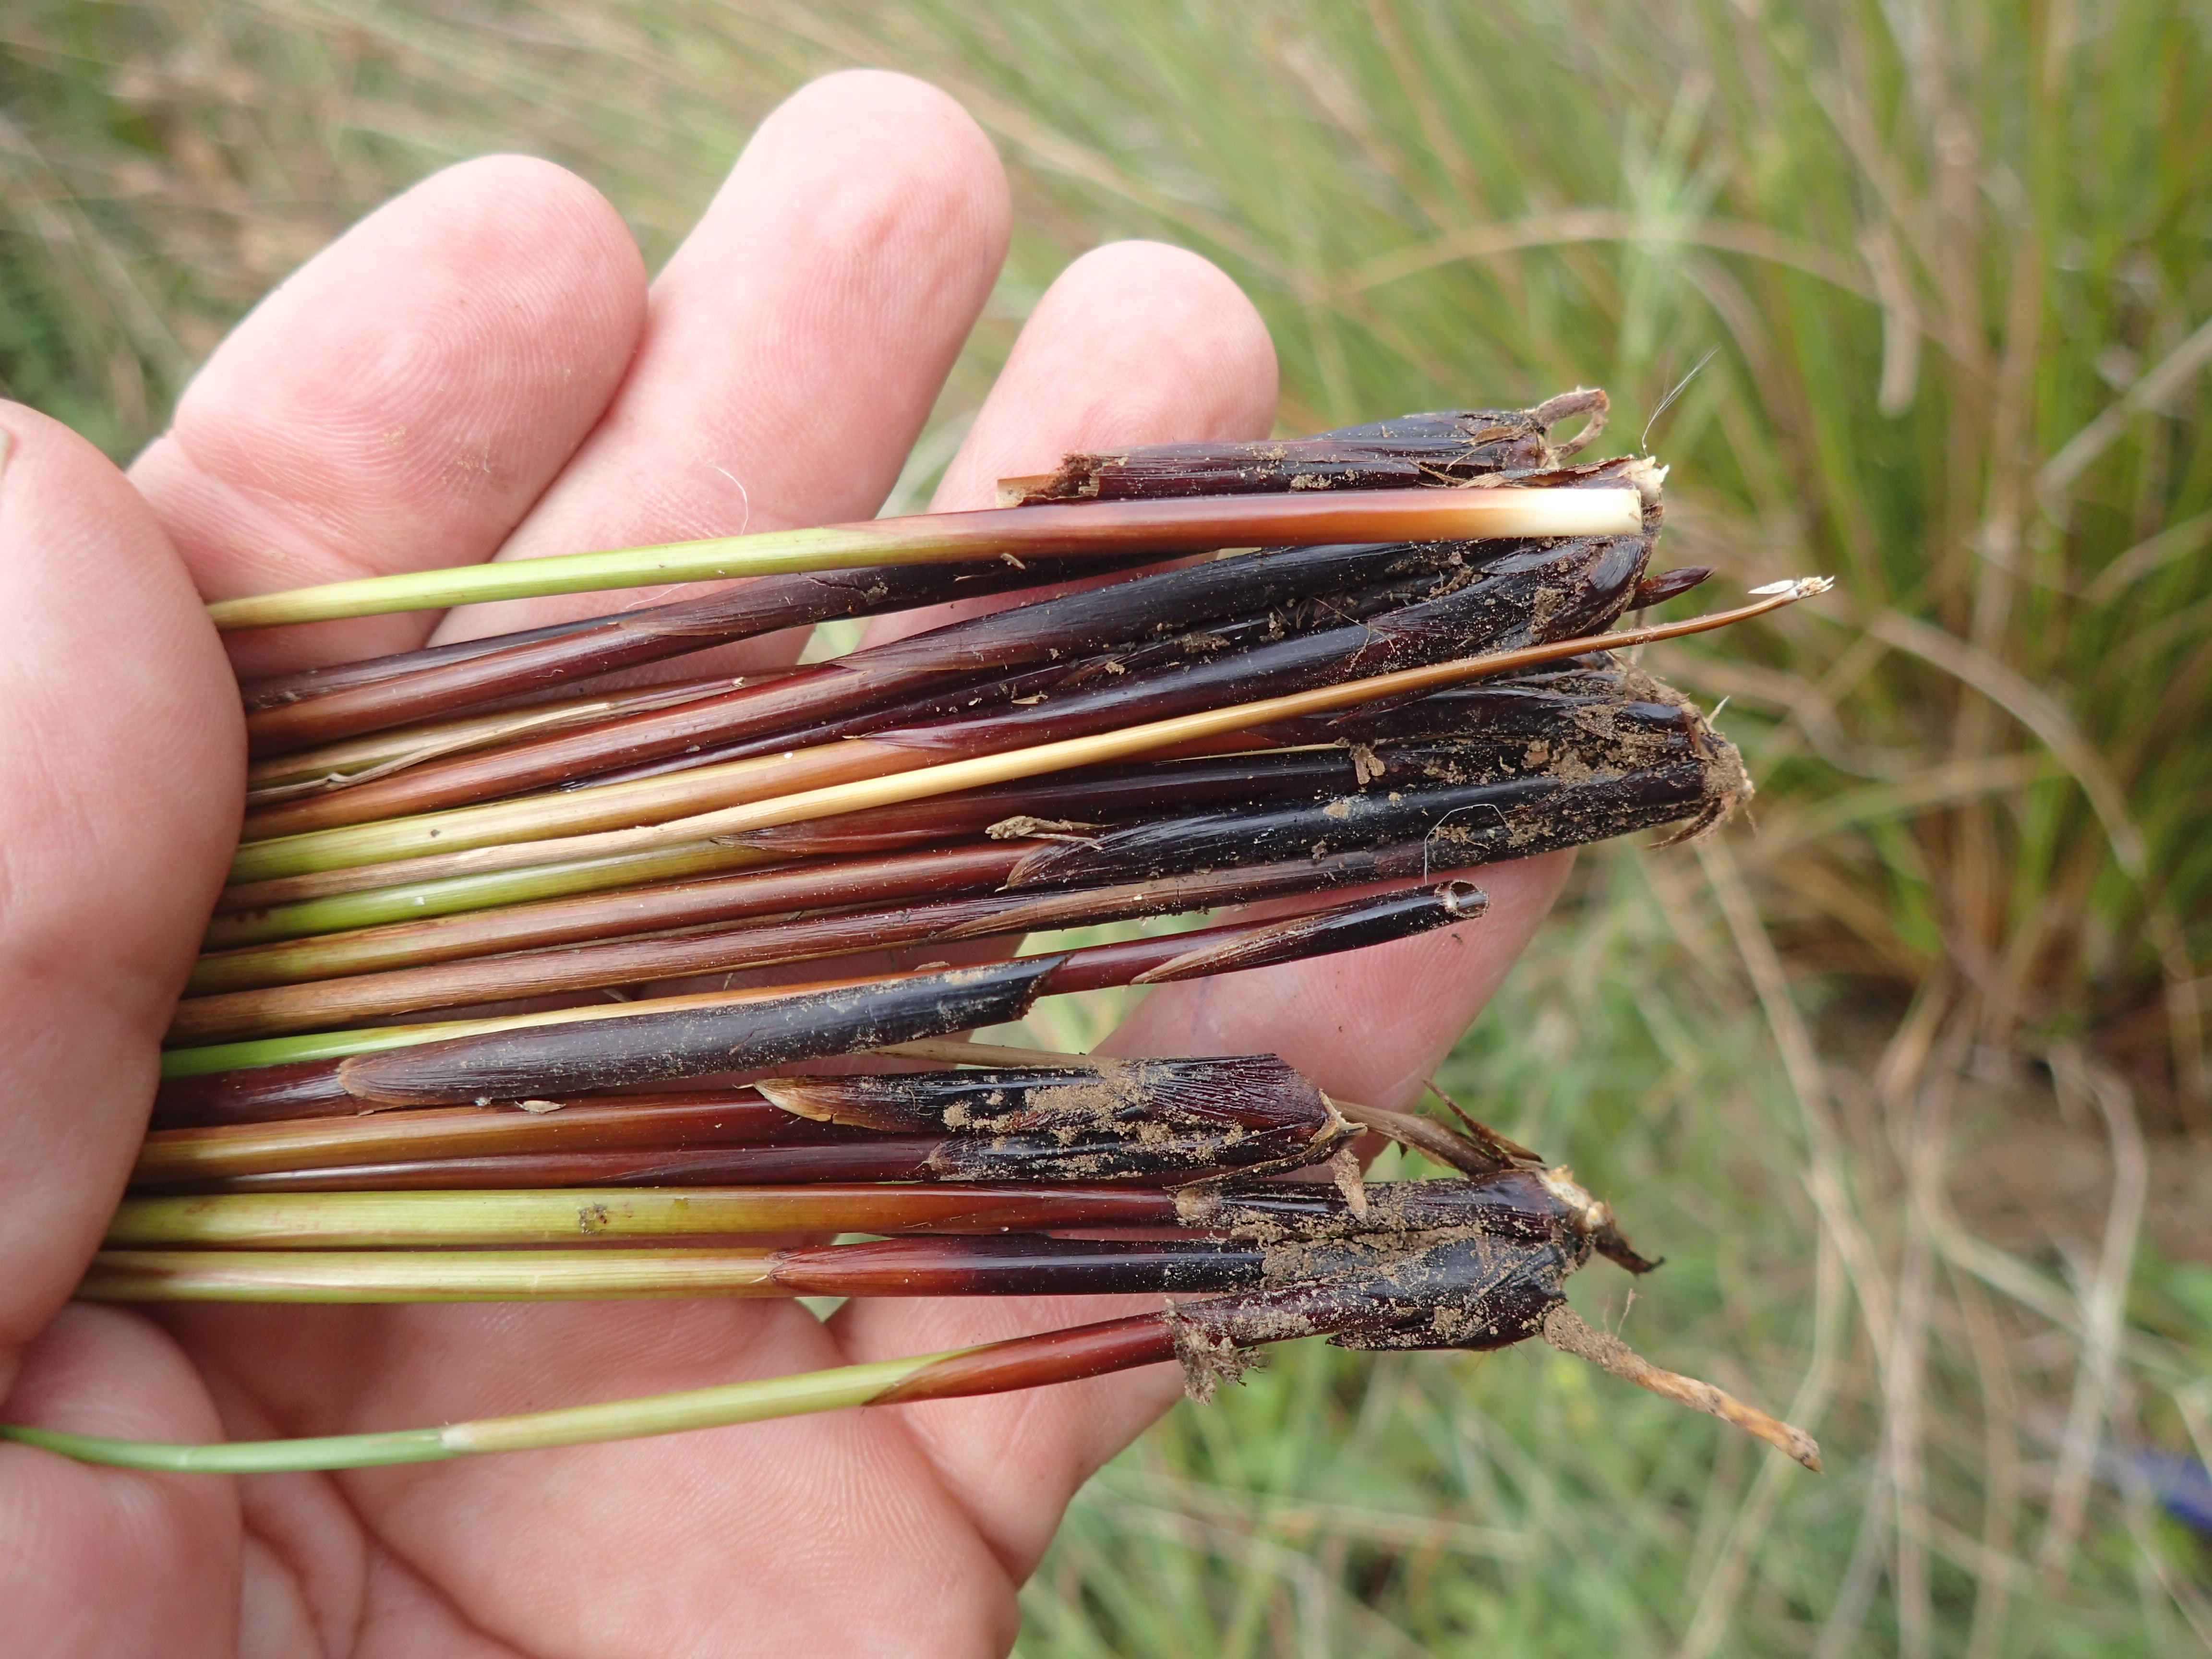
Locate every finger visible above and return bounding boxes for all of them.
[0,409,240,1369]
[0,1306,239,1658]
[830,239,1282,1577]
[129,155,646,677]
[861,238,1282,648]
[434,69,1012,654]
[934,240,1281,512]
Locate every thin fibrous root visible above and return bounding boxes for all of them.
[1539,1303,1821,1471]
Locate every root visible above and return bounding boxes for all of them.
[1540,1304,1822,1471]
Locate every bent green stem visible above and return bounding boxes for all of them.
[0,1317,1176,1472]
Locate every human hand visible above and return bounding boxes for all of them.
[0,71,1569,1656]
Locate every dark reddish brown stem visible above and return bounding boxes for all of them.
[758,1053,1321,1134]
[239,557,1123,757]
[872,1314,1179,1403]
[156,883,1484,1126]
[204,741,1365,927]
[859,533,1653,762]
[1003,762,1729,890]
[762,1234,1271,1297]
[1002,400,1598,504]
[133,1093,799,1184]
[221,526,1651,900]
[238,659,1004,838]
[237,539,1476,834]
[190,842,1032,998]
[172,849,1461,1045]
[180,1123,1318,1191]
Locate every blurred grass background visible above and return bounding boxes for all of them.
[6,1,2212,1651]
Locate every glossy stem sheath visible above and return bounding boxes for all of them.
[206,839,789,949]
[226,528,1651,878]
[240,556,1106,756]
[1002,764,1725,891]
[133,1053,1343,1187]
[238,537,1479,831]
[245,681,740,795]
[170,848,1448,1044]
[194,842,1027,991]
[0,1313,1184,1472]
[208,488,1643,631]
[167,1136,1216,1191]
[150,883,1484,1122]
[240,658,1007,838]
[225,587,1797,889]
[179,1056,1344,1191]
[134,1094,831,1185]
[77,1235,1274,1303]
[111,1173,1398,1241]
[243,613,609,706]
[203,739,1368,948]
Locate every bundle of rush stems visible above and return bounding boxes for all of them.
[9,391,1833,1477]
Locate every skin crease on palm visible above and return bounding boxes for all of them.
[0,72,1572,1659]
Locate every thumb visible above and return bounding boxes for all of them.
[0,405,241,1375]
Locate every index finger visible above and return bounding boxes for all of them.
[129,155,648,677]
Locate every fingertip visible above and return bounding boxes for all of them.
[400,150,647,267]
[132,151,650,669]
[424,154,652,325]
[159,149,648,457]
[757,69,1012,257]
[455,71,1016,643]
[1,1304,225,1444]
[0,1308,240,1655]
[0,401,236,766]
[1051,239,1280,431]
[0,396,240,850]
[0,402,240,1357]
[669,68,1012,340]
[933,239,1278,511]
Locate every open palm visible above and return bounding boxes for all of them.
[0,72,1568,1657]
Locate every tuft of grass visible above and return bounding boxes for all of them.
[5,2,2210,1652]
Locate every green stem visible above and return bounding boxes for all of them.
[106,1185,1172,1247]
[160,1014,501,1078]
[2,1345,962,1472]
[207,490,1643,631]
[205,840,768,953]
[80,1248,787,1301]
[3,1422,454,1473]
[1,1313,1180,1472]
